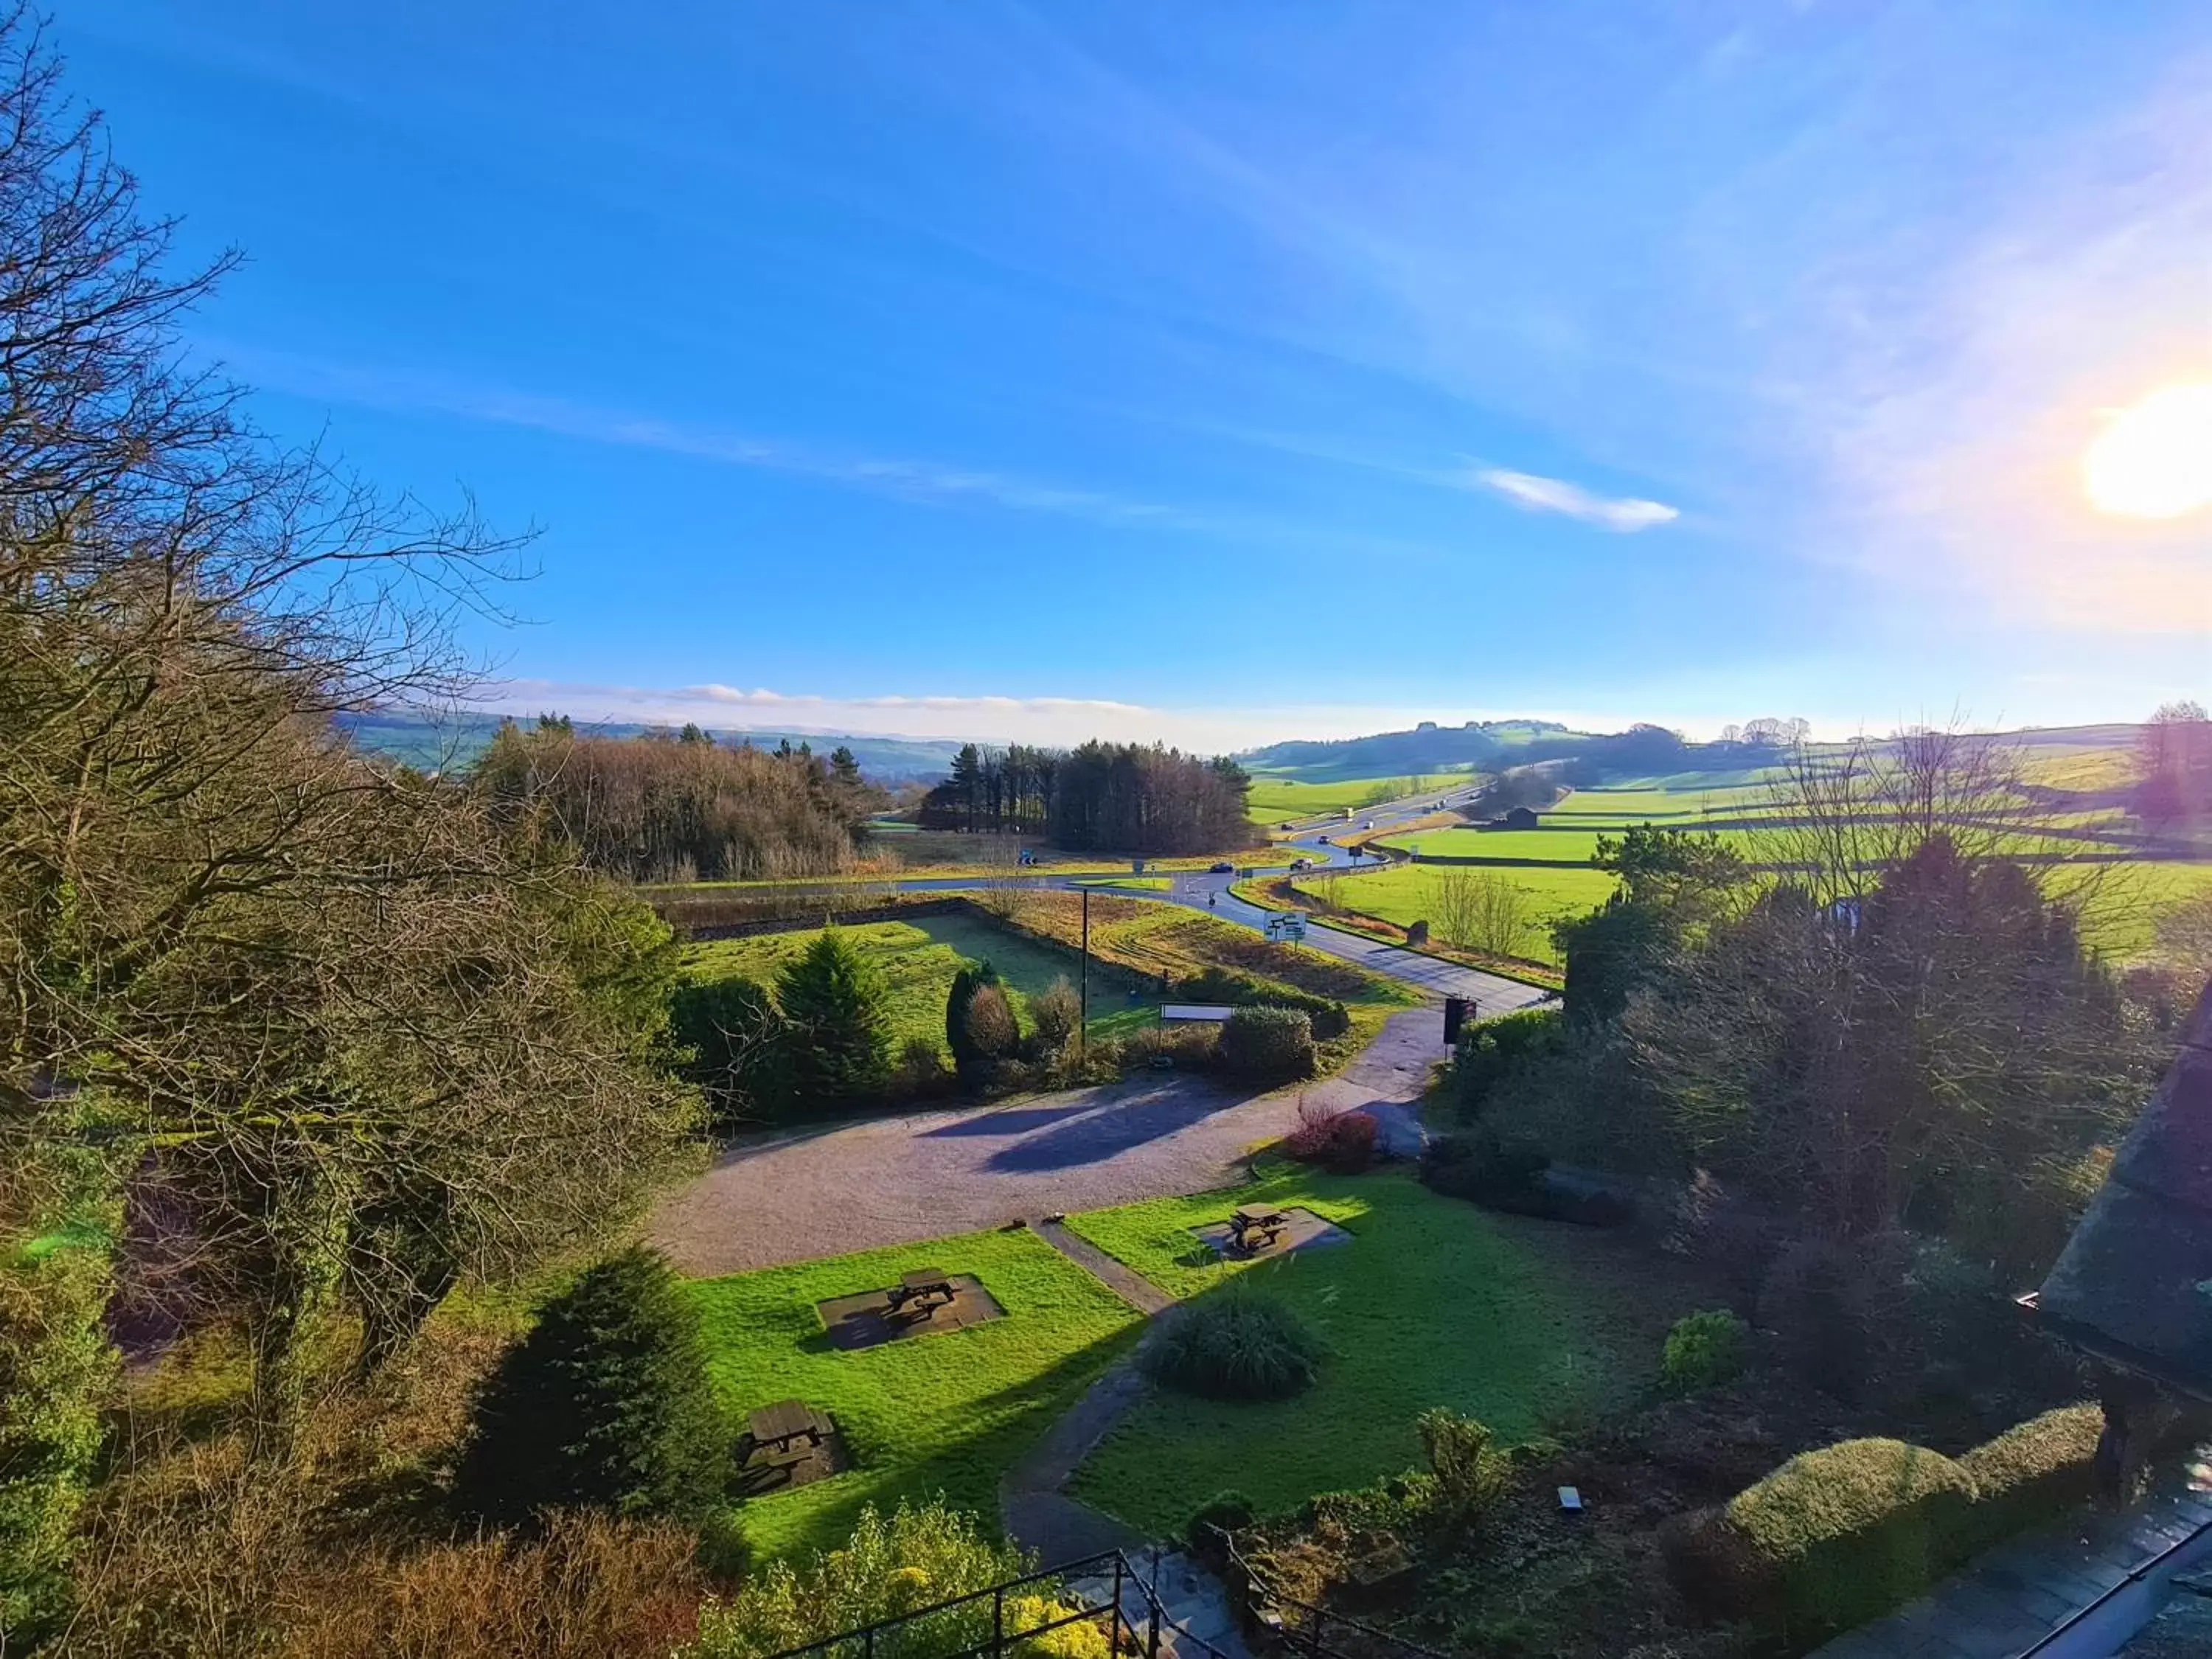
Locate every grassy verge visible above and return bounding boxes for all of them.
[1245,771,1471,825]
[1063,1170,1696,1535]
[984,891,1417,1071]
[688,1227,1144,1560]
[1231,878,1566,990]
[679,911,1149,1056]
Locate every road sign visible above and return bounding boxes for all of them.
[1265,911,1307,943]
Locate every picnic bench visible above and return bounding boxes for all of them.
[744,1400,833,1474]
[1228,1204,1289,1253]
[885,1267,957,1318]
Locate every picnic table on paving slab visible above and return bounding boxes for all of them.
[1229,1205,1289,1251]
[745,1401,832,1468]
[886,1267,956,1316]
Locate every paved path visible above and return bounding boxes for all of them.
[1030,1219,1178,1315]
[1812,1465,2212,1659]
[649,1006,1455,1276]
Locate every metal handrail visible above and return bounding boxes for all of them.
[760,1544,1242,1659]
[1208,1526,1453,1659]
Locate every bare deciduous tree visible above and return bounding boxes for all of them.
[1431,869,1531,959]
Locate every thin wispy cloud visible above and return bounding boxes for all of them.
[218,345,1182,527]
[1467,467,1680,532]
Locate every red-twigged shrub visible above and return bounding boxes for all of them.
[1285,1099,1379,1173]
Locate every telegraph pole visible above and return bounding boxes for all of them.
[1078,886,1091,1053]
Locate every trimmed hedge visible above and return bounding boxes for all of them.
[1217,1006,1316,1081]
[1172,967,1349,1040]
[1668,1408,2108,1643]
[1956,1405,2104,1554]
[1702,1439,1975,1638]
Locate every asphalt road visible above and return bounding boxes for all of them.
[860,784,1550,1018]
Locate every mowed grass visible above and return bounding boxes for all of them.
[681,912,1144,1057]
[1293,864,1618,966]
[1246,771,1469,824]
[1064,1171,1697,1535]
[689,1228,1143,1560]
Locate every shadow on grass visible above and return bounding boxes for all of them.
[734,1322,1146,1561]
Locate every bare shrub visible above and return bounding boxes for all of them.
[1432,869,1531,958]
[284,1512,703,1659]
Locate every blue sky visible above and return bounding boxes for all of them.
[62,0,2212,748]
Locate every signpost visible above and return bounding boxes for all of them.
[1265,911,1307,944]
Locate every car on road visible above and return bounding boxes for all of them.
[1317,835,1331,844]
[1279,820,1295,830]
[1362,819,1374,830]
[1290,858,1312,871]
[1208,860,1234,873]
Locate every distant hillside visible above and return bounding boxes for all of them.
[1240,717,2160,790]
[1240,719,1590,780]
[333,710,967,784]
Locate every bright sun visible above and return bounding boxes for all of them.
[2084,382,2212,519]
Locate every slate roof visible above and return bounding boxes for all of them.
[2036,979,2212,1400]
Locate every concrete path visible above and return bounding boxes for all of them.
[650,1007,1454,1276]
[1812,1464,2212,1659]
[1030,1219,1178,1315]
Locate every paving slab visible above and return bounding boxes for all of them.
[1189,1206,1352,1262]
[815,1275,1003,1349]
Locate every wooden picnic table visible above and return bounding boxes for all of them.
[1228,1205,1290,1251]
[886,1268,957,1316]
[748,1399,829,1450]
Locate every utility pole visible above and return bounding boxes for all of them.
[1078,886,1091,1052]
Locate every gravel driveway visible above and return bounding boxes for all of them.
[649,1007,1457,1276]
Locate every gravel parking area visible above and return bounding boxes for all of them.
[649,1008,1455,1276]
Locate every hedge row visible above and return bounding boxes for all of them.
[1171,967,1350,1040]
[1665,1405,2104,1642]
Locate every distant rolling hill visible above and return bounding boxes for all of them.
[334,709,967,784]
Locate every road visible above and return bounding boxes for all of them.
[742,782,1548,1018]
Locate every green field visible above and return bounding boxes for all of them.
[1293,864,1618,964]
[1245,771,1470,825]
[681,912,1150,1054]
[1065,1171,1695,1534]
[689,1227,1143,1559]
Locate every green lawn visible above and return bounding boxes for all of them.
[681,912,1147,1057]
[1289,864,1619,966]
[689,1228,1144,1560]
[1063,1171,1694,1535]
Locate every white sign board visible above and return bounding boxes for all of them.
[1162,1003,1237,1023]
[1265,911,1307,942]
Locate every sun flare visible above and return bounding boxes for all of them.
[2083,382,2212,519]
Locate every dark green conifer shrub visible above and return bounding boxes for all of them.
[461,1248,728,1526]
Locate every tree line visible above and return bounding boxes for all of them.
[917,740,1254,855]
[473,718,883,883]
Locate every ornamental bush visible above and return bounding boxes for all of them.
[1217,1006,1315,1082]
[1416,1408,1514,1526]
[959,982,1020,1082]
[691,1499,1041,1657]
[945,961,1005,1085]
[1660,1310,1750,1396]
[776,929,893,1107]
[460,1248,728,1526]
[1141,1286,1321,1401]
[1029,975,1082,1054]
[1285,1099,1379,1172]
